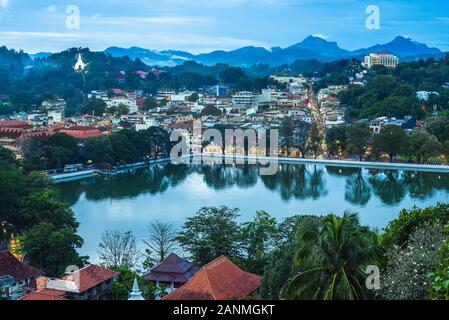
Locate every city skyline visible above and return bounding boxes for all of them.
[0,0,448,53]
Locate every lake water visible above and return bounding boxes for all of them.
[56,162,449,262]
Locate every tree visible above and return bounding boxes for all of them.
[346,122,371,160]
[308,123,323,159]
[381,221,446,300]
[84,136,114,164]
[114,103,130,116]
[241,211,278,275]
[19,222,85,276]
[140,127,171,159]
[0,146,17,170]
[282,212,383,300]
[187,93,199,102]
[140,97,158,111]
[219,67,247,83]
[176,206,242,266]
[425,117,449,144]
[384,203,449,246]
[45,133,80,169]
[261,215,319,300]
[407,129,440,163]
[142,221,178,269]
[325,125,347,158]
[84,98,106,116]
[201,105,221,117]
[292,121,312,158]
[429,225,449,300]
[97,230,140,269]
[279,118,294,156]
[372,125,408,162]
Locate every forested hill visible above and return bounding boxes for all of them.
[0,45,448,121]
[0,46,30,75]
[339,56,449,119]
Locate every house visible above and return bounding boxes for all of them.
[0,251,44,300]
[19,289,67,301]
[161,256,261,300]
[143,253,199,295]
[43,265,119,300]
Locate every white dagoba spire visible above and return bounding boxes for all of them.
[128,278,145,300]
[74,53,86,72]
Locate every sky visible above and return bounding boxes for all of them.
[0,0,448,54]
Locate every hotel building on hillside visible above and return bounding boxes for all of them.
[363,53,399,69]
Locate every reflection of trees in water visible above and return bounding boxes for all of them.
[345,169,371,206]
[369,170,406,205]
[57,162,449,207]
[196,163,258,190]
[260,164,328,200]
[404,171,435,199]
[57,163,190,204]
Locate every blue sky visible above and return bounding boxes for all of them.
[0,0,448,53]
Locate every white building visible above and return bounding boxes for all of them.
[48,109,65,124]
[363,53,399,69]
[416,91,439,101]
[106,97,138,113]
[232,91,256,106]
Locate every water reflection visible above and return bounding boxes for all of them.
[57,162,449,208]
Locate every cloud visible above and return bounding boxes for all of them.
[88,15,214,26]
[45,5,58,13]
[312,33,330,40]
[0,0,9,8]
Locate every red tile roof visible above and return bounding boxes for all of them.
[58,127,103,140]
[20,289,67,301]
[143,253,199,284]
[0,127,25,139]
[63,265,119,293]
[0,251,44,281]
[0,120,31,129]
[162,256,261,300]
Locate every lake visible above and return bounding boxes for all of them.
[56,162,449,262]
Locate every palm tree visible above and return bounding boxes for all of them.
[282,212,384,300]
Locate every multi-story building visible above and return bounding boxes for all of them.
[363,53,399,69]
[232,91,256,106]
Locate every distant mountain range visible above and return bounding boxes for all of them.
[36,35,446,68]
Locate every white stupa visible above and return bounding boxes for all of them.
[74,53,86,72]
[128,278,145,300]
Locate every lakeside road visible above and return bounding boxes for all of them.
[48,154,449,183]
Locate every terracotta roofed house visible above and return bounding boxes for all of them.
[161,256,261,300]
[143,253,199,293]
[19,289,67,301]
[44,264,119,300]
[0,251,44,300]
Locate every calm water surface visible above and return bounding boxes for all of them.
[56,162,449,262]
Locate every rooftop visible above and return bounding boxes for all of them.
[0,251,43,281]
[143,253,199,284]
[161,256,261,300]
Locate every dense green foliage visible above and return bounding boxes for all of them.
[340,57,449,120]
[22,127,171,171]
[0,146,86,276]
[282,212,383,300]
